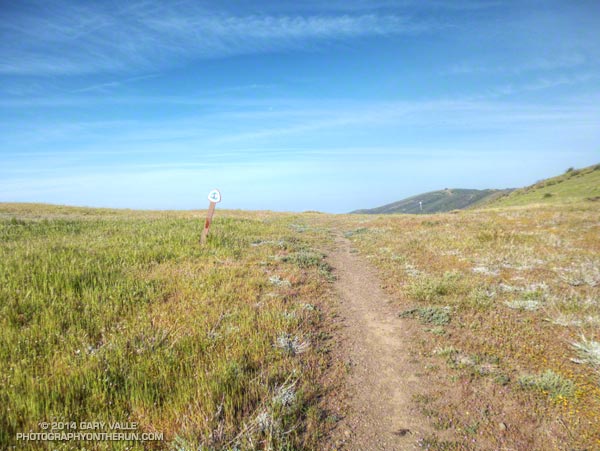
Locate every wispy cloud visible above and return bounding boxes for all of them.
[70,74,159,93]
[271,0,503,13]
[3,96,599,152]
[0,1,430,76]
[448,54,588,75]
[471,73,599,100]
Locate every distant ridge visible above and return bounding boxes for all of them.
[351,188,511,214]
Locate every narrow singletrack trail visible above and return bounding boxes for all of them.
[328,233,432,450]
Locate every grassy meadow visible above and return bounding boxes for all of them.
[0,204,335,450]
[2,194,599,451]
[329,202,600,450]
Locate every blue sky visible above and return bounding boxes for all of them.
[1,0,599,212]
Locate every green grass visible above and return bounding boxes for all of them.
[281,250,332,274]
[486,163,600,207]
[0,204,333,450]
[4,198,600,450]
[518,370,575,398]
[400,306,451,325]
[407,272,464,303]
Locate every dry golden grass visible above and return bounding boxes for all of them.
[3,201,599,450]
[316,202,600,450]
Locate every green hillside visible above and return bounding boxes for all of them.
[352,188,511,214]
[485,163,600,207]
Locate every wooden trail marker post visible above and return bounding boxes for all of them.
[201,189,221,245]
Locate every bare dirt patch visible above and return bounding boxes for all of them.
[326,234,434,450]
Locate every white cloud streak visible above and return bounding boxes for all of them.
[2,97,599,152]
[70,74,159,93]
[448,54,588,75]
[0,1,428,76]
[471,73,599,100]
[268,0,503,13]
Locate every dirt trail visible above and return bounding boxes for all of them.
[327,234,432,450]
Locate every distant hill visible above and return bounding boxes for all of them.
[483,163,600,208]
[351,188,511,214]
